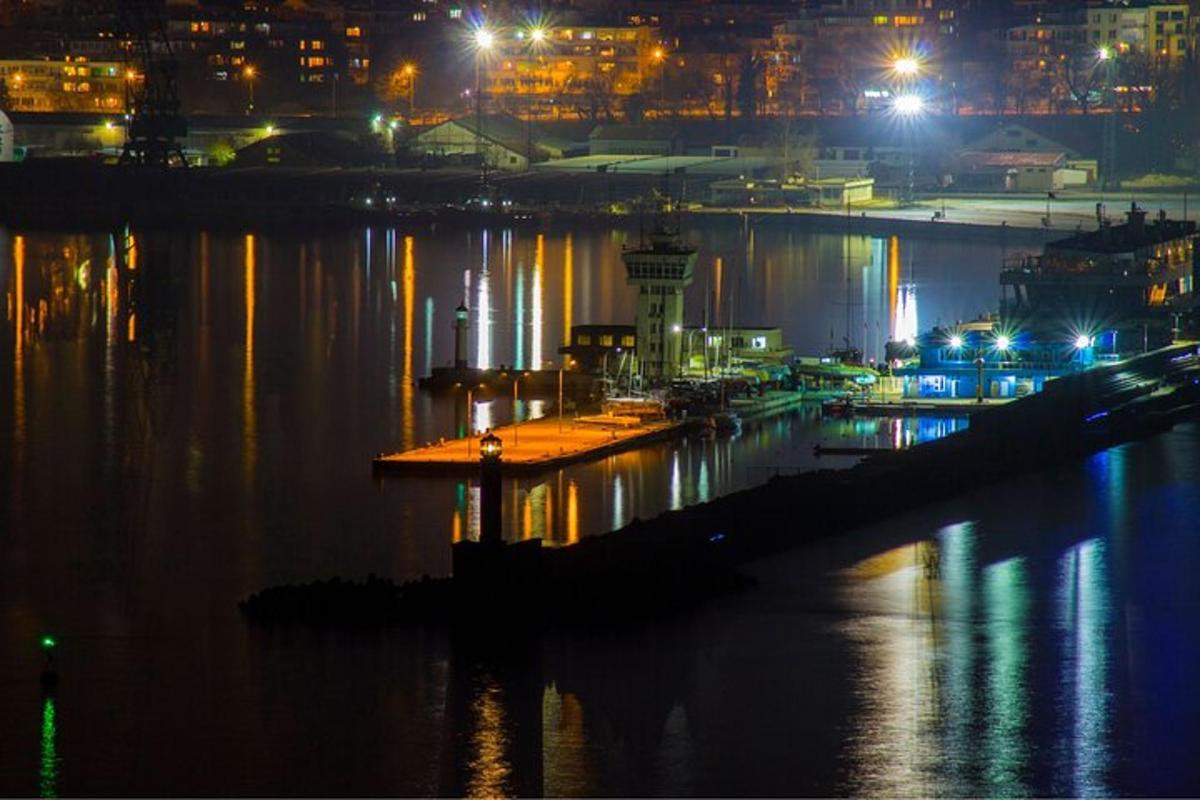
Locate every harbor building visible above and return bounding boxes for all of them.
[622,227,697,379]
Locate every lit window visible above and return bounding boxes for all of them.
[345,26,362,37]
[449,8,462,19]
[621,335,636,347]
[599,334,614,347]
[577,335,592,346]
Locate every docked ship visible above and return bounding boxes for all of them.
[892,203,1197,400]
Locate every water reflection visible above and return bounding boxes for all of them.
[1057,539,1111,797]
[40,696,59,799]
[984,557,1031,797]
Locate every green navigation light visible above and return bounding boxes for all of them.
[41,636,56,650]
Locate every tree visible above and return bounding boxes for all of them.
[736,53,764,121]
[1058,47,1106,114]
[767,118,817,180]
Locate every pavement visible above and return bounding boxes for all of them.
[697,192,1198,234]
[376,415,682,469]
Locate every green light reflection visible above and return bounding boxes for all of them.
[40,696,59,799]
[984,556,1031,797]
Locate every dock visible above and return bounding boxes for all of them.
[850,397,1015,416]
[373,415,690,477]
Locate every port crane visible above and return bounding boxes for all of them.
[118,0,188,167]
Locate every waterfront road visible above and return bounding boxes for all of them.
[698,192,1198,234]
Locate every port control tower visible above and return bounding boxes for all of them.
[622,226,698,378]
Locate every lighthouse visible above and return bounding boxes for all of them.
[453,301,469,370]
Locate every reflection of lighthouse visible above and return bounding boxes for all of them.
[454,301,469,370]
[894,285,919,345]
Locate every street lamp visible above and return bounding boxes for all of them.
[652,46,667,107]
[511,371,529,446]
[471,24,495,167]
[402,62,417,115]
[243,65,256,115]
[892,56,920,78]
[893,93,924,205]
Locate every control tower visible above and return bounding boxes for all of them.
[622,226,698,378]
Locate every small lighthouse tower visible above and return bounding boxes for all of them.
[454,302,469,370]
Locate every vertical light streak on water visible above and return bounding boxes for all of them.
[467,483,480,542]
[401,235,415,449]
[474,399,494,435]
[477,231,491,369]
[542,687,589,798]
[713,256,723,322]
[566,480,579,544]
[466,676,513,798]
[983,556,1031,798]
[842,542,938,797]
[40,696,59,799]
[670,452,682,510]
[527,399,545,421]
[563,233,573,348]
[888,235,901,336]
[612,475,625,531]
[530,483,547,540]
[1058,538,1111,797]
[364,227,372,285]
[532,234,544,370]
[12,234,25,451]
[697,458,710,504]
[243,234,257,488]
[424,297,434,378]
[522,490,533,540]
[514,264,525,370]
[452,481,467,543]
[937,522,977,792]
[103,234,117,473]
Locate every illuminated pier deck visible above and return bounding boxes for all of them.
[373,415,690,477]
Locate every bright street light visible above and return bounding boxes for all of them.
[949,334,964,349]
[1097,46,1111,61]
[995,334,1012,351]
[893,56,919,76]
[529,26,546,43]
[474,27,495,50]
[893,94,924,116]
[1074,334,1093,349]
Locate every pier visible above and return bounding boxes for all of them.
[373,414,689,476]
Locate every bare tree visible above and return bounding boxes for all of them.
[1058,47,1106,114]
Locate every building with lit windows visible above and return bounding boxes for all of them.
[1086,1,1189,59]
[0,58,127,112]
[483,25,660,106]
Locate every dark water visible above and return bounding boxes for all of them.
[4,222,1196,795]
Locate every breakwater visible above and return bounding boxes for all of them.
[241,343,1200,627]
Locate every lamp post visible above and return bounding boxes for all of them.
[243,65,256,115]
[892,93,924,206]
[652,47,667,109]
[403,63,417,116]
[511,372,528,446]
[558,362,565,434]
[472,26,494,171]
[974,355,985,404]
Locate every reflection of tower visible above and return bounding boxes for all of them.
[622,228,697,379]
[454,302,469,370]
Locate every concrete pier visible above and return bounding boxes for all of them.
[373,415,689,477]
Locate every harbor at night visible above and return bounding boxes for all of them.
[7,0,1200,796]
